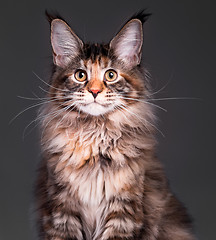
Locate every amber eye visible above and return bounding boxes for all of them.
[74,70,87,82]
[104,70,118,82]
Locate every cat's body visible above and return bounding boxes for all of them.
[35,12,195,240]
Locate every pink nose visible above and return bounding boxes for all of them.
[88,89,101,99]
[91,89,100,94]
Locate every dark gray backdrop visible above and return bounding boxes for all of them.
[1,0,215,239]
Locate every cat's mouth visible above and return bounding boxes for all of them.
[82,102,110,107]
[78,102,115,116]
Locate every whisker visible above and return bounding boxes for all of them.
[55,103,77,129]
[22,99,74,138]
[148,97,201,101]
[73,92,85,95]
[38,86,72,100]
[9,98,61,124]
[147,70,177,97]
[147,80,170,97]
[118,104,151,134]
[117,96,167,112]
[17,95,56,101]
[10,93,74,124]
[32,92,47,101]
[17,92,69,102]
[113,104,137,135]
[32,71,70,93]
[41,103,76,140]
[118,103,165,138]
[38,86,52,94]
[23,106,67,139]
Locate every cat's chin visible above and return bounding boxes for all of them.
[79,102,114,116]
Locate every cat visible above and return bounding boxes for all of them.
[35,10,195,240]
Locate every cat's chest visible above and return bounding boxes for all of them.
[48,127,125,169]
[49,131,128,202]
[61,159,130,206]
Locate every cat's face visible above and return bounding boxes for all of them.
[48,17,147,117]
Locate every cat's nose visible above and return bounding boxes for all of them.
[88,88,101,99]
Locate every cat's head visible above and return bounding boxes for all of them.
[46,11,151,117]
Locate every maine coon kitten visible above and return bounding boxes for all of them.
[35,11,195,240]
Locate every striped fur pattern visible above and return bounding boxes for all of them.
[35,11,195,240]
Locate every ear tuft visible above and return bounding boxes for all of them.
[45,10,66,25]
[128,9,152,25]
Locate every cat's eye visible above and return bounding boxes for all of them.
[104,70,118,82]
[74,70,87,82]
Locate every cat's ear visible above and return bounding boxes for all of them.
[110,19,143,68]
[51,19,83,67]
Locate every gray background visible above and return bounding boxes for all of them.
[1,0,215,239]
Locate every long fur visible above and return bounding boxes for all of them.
[35,11,195,240]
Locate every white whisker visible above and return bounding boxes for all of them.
[38,86,52,94]
[17,95,55,101]
[31,92,48,101]
[117,96,167,112]
[10,92,76,124]
[118,103,165,138]
[32,71,70,93]
[147,81,170,97]
[9,98,61,124]
[23,107,66,139]
[22,99,74,138]
[55,103,77,129]
[118,104,151,134]
[148,97,201,101]
[113,104,137,135]
[41,103,76,141]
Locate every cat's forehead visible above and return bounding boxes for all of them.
[81,57,111,72]
[81,43,112,70]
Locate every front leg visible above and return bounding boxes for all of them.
[38,208,84,240]
[95,197,144,240]
[36,167,85,239]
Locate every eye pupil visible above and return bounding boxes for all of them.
[79,72,84,78]
[109,72,114,79]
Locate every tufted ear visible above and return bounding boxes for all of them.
[51,19,83,68]
[110,19,143,68]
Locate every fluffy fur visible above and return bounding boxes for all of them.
[35,11,195,240]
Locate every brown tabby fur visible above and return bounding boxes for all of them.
[35,11,195,240]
